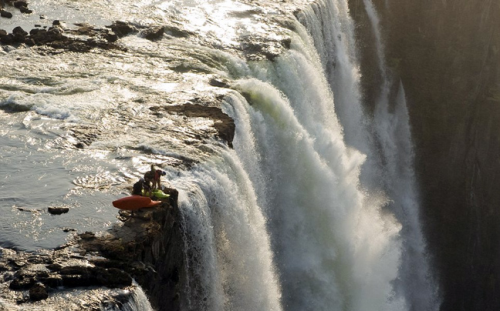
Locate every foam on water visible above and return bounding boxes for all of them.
[224,80,404,310]
[173,148,282,311]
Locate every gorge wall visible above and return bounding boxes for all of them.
[350,0,500,310]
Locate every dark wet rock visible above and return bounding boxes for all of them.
[19,6,32,14]
[94,267,132,288]
[29,283,48,301]
[209,77,230,88]
[9,259,26,268]
[24,38,35,46]
[0,29,6,36]
[27,255,52,265]
[1,22,125,53]
[11,26,27,43]
[13,1,28,9]
[104,32,118,42]
[163,25,193,38]
[61,274,94,287]
[0,34,13,44]
[44,275,62,288]
[0,184,183,310]
[60,266,90,276]
[12,26,27,36]
[239,35,291,61]
[109,21,136,38]
[9,275,35,290]
[0,10,13,18]
[170,62,212,74]
[157,104,235,148]
[67,41,92,52]
[46,263,62,271]
[48,206,69,215]
[140,26,164,41]
[79,231,95,240]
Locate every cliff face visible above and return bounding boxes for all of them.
[351,0,500,309]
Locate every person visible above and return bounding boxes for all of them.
[143,164,166,195]
[132,178,150,195]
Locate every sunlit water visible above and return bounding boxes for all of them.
[1,0,438,309]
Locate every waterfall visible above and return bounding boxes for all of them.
[171,21,405,307]
[174,148,282,311]
[163,0,441,310]
[296,0,440,309]
[223,84,403,310]
[364,1,441,309]
[109,283,154,311]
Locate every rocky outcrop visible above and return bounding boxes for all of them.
[80,189,184,311]
[47,206,69,215]
[153,103,236,148]
[1,0,33,15]
[0,188,184,311]
[350,0,500,310]
[0,20,171,53]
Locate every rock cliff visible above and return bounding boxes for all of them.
[351,0,500,310]
[0,190,184,311]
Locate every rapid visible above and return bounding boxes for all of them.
[0,0,439,310]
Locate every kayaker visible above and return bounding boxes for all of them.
[144,164,166,194]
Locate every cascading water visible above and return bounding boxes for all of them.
[173,148,282,311]
[0,0,442,309]
[362,1,441,308]
[168,15,406,307]
[296,0,440,309]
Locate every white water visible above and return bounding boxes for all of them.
[0,0,440,309]
[362,1,441,309]
[166,0,427,309]
[174,148,282,311]
[297,0,440,309]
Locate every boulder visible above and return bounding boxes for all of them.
[93,267,132,288]
[19,7,32,14]
[12,26,27,36]
[48,207,69,215]
[141,26,164,41]
[0,10,13,18]
[9,275,34,290]
[1,34,13,44]
[29,283,48,301]
[13,1,28,9]
[109,21,136,38]
[164,25,193,38]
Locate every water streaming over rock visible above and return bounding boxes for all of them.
[174,149,282,311]
[0,0,441,309]
[297,0,440,309]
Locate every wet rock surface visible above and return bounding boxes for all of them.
[0,23,125,52]
[0,1,308,310]
[47,207,70,215]
[153,103,236,148]
[0,188,183,311]
[1,0,32,16]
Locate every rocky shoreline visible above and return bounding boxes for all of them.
[0,188,184,310]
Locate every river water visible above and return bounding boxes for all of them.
[0,0,439,310]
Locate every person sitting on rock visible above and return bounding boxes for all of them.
[143,165,166,195]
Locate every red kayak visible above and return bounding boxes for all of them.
[112,195,162,211]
